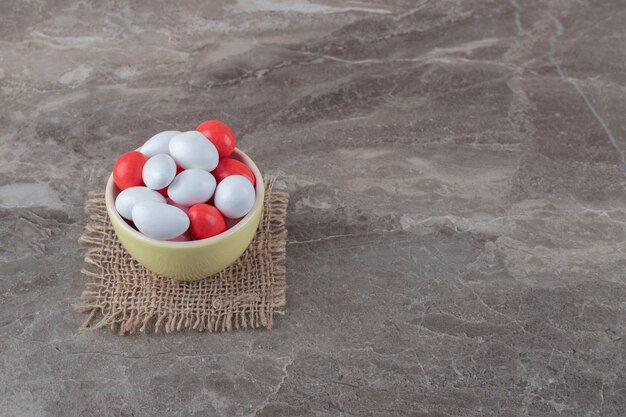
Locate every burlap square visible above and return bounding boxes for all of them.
[75,177,287,335]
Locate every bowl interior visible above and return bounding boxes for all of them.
[105,148,264,247]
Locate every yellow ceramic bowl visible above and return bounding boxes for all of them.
[105,148,264,281]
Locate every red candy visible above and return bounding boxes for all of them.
[225,217,242,230]
[211,158,255,186]
[113,151,148,190]
[169,231,191,242]
[187,204,226,240]
[196,120,236,159]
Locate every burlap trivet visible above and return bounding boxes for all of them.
[75,176,287,335]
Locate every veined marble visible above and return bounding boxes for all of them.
[1,0,625,416]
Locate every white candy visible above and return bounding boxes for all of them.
[115,186,165,220]
[214,175,256,219]
[142,154,176,190]
[132,201,190,240]
[167,169,216,206]
[140,131,180,157]
[169,131,219,171]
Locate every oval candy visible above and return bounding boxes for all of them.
[113,151,148,190]
[225,217,242,230]
[196,120,236,159]
[140,130,180,157]
[132,201,190,240]
[211,158,255,185]
[166,197,190,214]
[155,164,184,197]
[115,186,166,220]
[167,169,216,206]
[169,231,191,242]
[142,154,177,190]
[188,204,226,240]
[169,131,219,171]
[214,175,256,219]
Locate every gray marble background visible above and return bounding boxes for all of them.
[1,0,625,416]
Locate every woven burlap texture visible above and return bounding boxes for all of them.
[75,176,287,335]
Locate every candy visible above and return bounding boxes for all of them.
[169,131,219,171]
[188,204,226,240]
[113,151,148,190]
[169,231,191,242]
[113,123,257,242]
[225,217,242,230]
[211,158,255,185]
[132,201,190,240]
[155,164,184,197]
[167,169,216,206]
[214,175,256,219]
[166,198,190,214]
[142,154,177,190]
[196,120,236,159]
[140,130,180,157]
[115,186,166,220]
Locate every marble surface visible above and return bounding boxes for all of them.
[1,0,625,416]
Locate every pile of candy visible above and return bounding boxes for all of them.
[112,120,257,241]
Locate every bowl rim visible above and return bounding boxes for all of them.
[105,147,265,248]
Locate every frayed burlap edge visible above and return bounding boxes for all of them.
[74,176,288,335]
